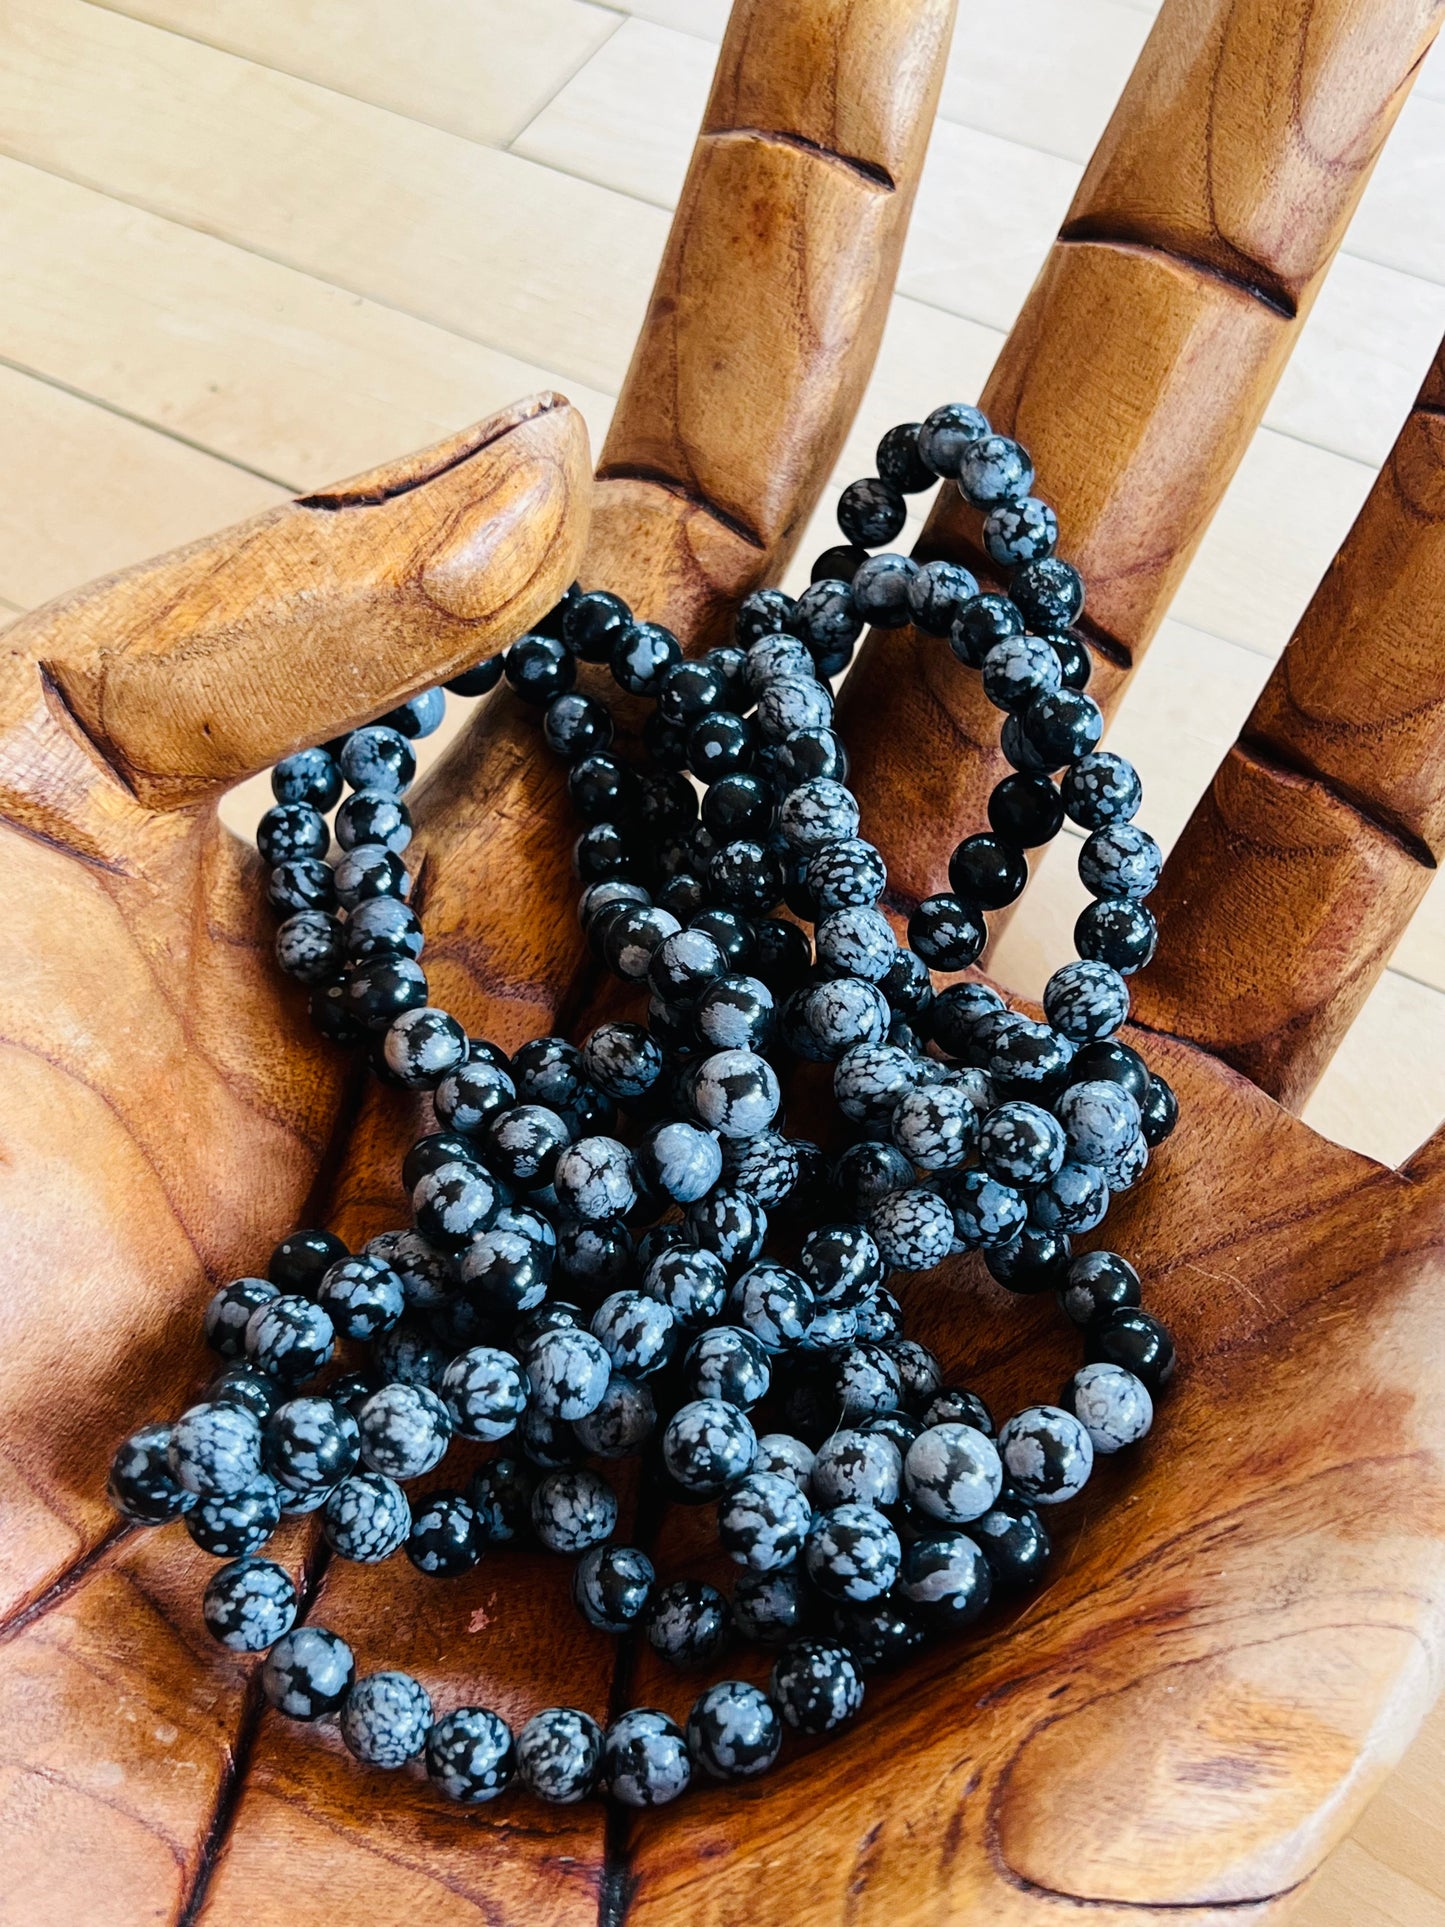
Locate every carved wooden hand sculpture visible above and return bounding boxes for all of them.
[3,0,1445,1924]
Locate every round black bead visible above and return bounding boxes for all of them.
[1060,1249,1141,1328]
[948,833,1028,910]
[690,907,756,972]
[917,401,989,478]
[272,747,342,811]
[1139,1073,1179,1146]
[984,1226,1072,1294]
[658,658,724,727]
[850,553,917,629]
[257,803,329,866]
[988,771,1065,848]
[643,708,691,769]
[701,772,773,842]
[573,821,640,884]
[775,726,848,787]
[1075,897,1157,974]
[750,916,811,991]
[543,691,613,761]
[345,896,424,964]
[268,1230,347,1298]
[401,1130,480,1194]
[907,559,979,636]
[563,589,631,663]
[1021,689,1105,767]
[837,477,906,548]
[907,893,986,972]
[267,856,337,916]
[736,588,798,645]
[971,1492,1050,1589]
[1050,634,1092,689]
[1011,556,1085,631]
[1067,1038,1151,1104]
[612,621,682,697]
[344,957,428,1030]
[568,754,640,826]
[810,543,869,585]
[688,711,754,782]
[949,592,1023,668]
[709,840,784,916]
[1085,1307,1176,1393]
[406,1490,483,1574]
[445,655,504,697]
[505,634,574,706]
[875,421,934,493]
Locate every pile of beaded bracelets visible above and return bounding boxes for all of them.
[106,399,1178,1810]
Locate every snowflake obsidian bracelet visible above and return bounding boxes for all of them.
[108,399,1178,1809]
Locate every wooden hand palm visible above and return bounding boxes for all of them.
[3,2,1445,1924]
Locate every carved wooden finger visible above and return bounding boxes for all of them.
[25,396,589,813]
[835,0,1442,916]
[1135,343,1445,1107]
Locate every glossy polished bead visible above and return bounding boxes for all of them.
[946,1168,1029,1248]
[851,552,918,627]
[686,1187,767,1265]
[613,621,682,695]
[400,1129,479,1191]
[406,1490,482,1574]
[426,1707,515,1803]
[568,753,639,826]
[206,1364,283,1422]
[1057,1080,1141,1165]
[531,1467,618,1554]
[445,654,504,697]
[926,981,1004,1060]
[662,1397,756,1498]
[604,1709,692,1807]
[267,856,336,915]
[108,1423,194,1523]
[203,1556,297,1651]
[574,1373,656,1458]
[1067,1038,1151,1104]
[837,475,906,547]
[1013,556,1084,630]
[688,710,754,781]
[336,788,411,855]
[717,1469,810,1572]
[979,1101,1066,1187]
[345,895,424,964]
[998,1404,1094,1504]
[907,559,979,635]
[357,1383,451,1480]
[982,633,1062,713]
[803,1502,900,1602]
[734,1570,809,1647]
[988,1018,1074,1100]
[798,1222,884,1308]
[1079,821,1162,899]
[264,1394,359,1493]
[1087,1306,1176,1392]
[658,656,725,726]
[917,401,989,477]
[1045,960,1131,1043]
[1140,1072,1179,1145]
[832,1341,903,1420]
[950,591,1023,668]
[949,833,1028,910]
[1075,897,1157,973]
[1022,688,1104,767]
[972,1493,1050,1589]
[518,1707,603,1804]
[573,1541,655,1633]
[648,1579,731,1667]
[908,893,986,971]
[334,844,411,908]
[506,633,575,705]
[263,1625,355,1720]
[959,433,1033,506]
[323,1471,410,1561]
[984,1224,1071,1294]
[984,494,1057,566]
[272,747,342,811]
[257,802,329,866]
[382,1006,468,1089]
[1060,1249,1141,1328]
[544,690,613,761]
[342,1671,433,1768]
[795,576,863,656]
[889,1083,978,1172]
[206,1276,280,1359]
[340,726,415,794]
[245,1296,334,1381]
[876,419,934,491]
[1062,751,1142,829]
[810,1428,901,1510]
[903,1422,1003,1524]
[832,1139,912,1220]
[564,589,631,662]
[987,771,1064,848]
[1028,1159,1109,1234]
[1069,1361,1153,1453]
[901,1532,993,1627]
[687,1680,782,1782]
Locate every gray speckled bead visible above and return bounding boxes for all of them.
[958,433,1034,507]
[917,400,990,477]
[341,1670,433,1767]
[108,1422,195,1524]
[531,1466,618,1553]
[261,1625,355,1719]
[851,551,918,627]
[636,1119,723,1205]
[717,1470,811,1572]
[432,1057,516,1133]
[572,1542,655,1632]
[1068,1361,1153,1453]
[274,909,343,984]
[581,1021,663,1101]
[807,836,887,912]
[573,1372,656,1457]
[523,1326,610,1422]
[732,1260,814,1351]
[815,906,897,983]
[357,1382,452,1479]
[1078,821,1162,900]
[732,1570,809,1646]
[202,1556,297,1651]
[810,1429,901,1510]
[685,1187,767,1265]
[425,1706,515,1802]
[340,724,414,794]
[1061,751,1142,829]
[981,633,1062,713]
[440,1345,527,1441]
[691,1049,781,1139]
[757,675,833,743]
[744,632,812,692]
[803,1502,900,1602]
[316,1256,405,1343]
[245,1294,335,1381]
[336,787,411,854]
[591,1290,677,1378]
[834,1342,904,1421]
[770,1638,865,1734]
[889,1338,944,1413]
[754,1431,816,1492]
[983,495,1057,566]
[720,1130,799,1207]
[833,1041,917,1128]
[186,1478,282,1558]
[998,1404,1095,1503]
[603,1709,692,1808]
[979,1101,1067,1188]
[518,1706,603,1803]
[777,777,859,853]
[642,1245,729,1326]
[364,1230,451,1312]
[903,1423,1004,1525]
[1029,1159,1110,1234]
[889,1082,979,1172]
[945,1169,1029,1248]
[900,1532,993,1626]
[382,1006,468,1088]
[323,1470,411,1561]
[646,1580,731,1668]
[553,1134,637,1223]
[1056,1079,1142,1164]
[1100,1131,1149,1191]
[804,978,890,1059]
[169,1399,264,1498]
[204,1276,278,1358]
[686,1680,782,1781]
[371,1323,449,1391]
[333,842,411,910]
[867,1185,959,1273]
[685,1326,771,1410]
[661,1397,756,1498]
[1044,961,1131,1042]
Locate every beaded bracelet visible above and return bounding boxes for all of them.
[107,400,1178,1809]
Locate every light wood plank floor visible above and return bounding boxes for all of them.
[1,2,1441,1918]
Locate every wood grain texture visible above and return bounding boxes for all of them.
[1138,342,1445,1105]
[836,0,1443,915]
